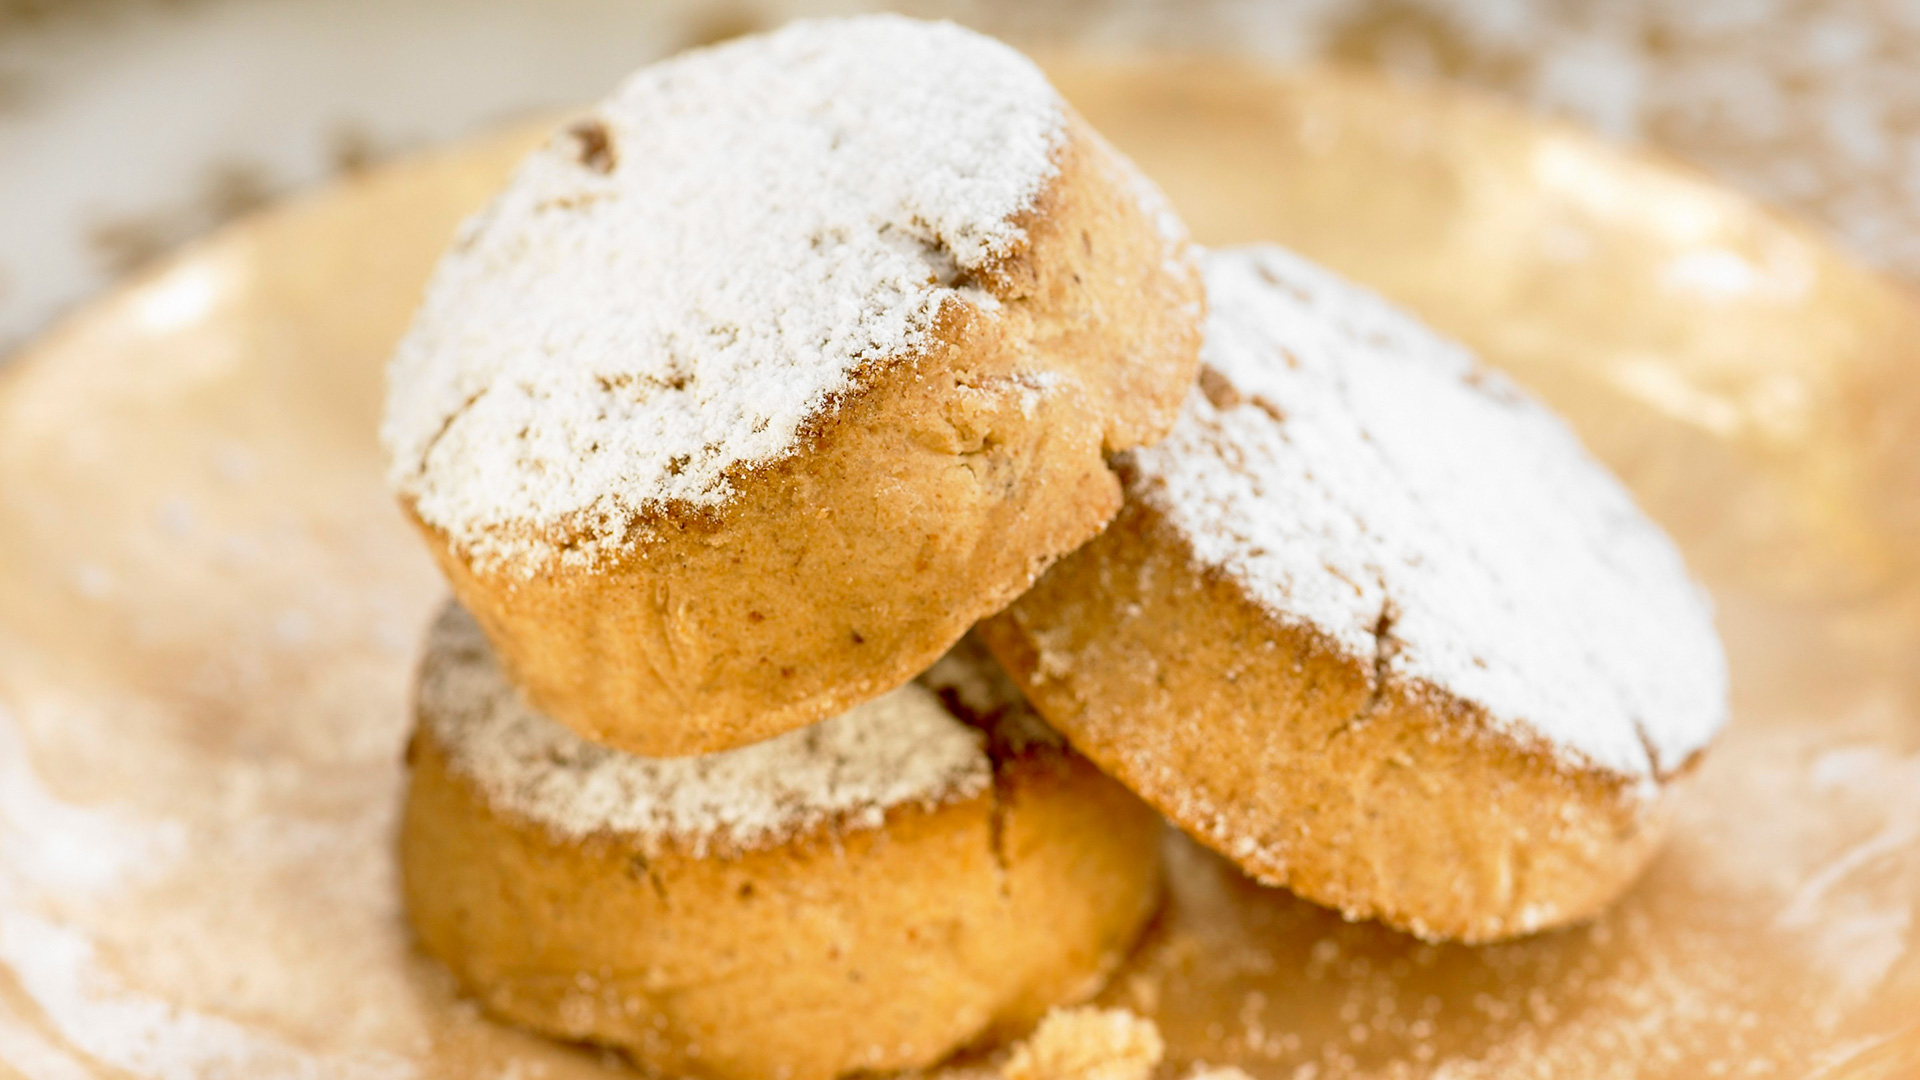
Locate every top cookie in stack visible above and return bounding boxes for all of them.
[382,15,1204,757]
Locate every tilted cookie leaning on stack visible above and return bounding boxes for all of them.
[382,13,1204,758]
[384,15,1192,1080]
[981,245,1729,943]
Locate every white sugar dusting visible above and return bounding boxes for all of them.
[1132,246,1728,777]
[382,15,1068,569]
[418,603,991,853]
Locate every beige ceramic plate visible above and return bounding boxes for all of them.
[2,58,1918,1080]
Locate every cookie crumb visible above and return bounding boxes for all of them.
[1003,1007,1165,1080]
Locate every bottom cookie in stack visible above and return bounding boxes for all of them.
[399,603,1164,1080]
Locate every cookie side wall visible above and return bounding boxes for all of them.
[979,498,1672,943]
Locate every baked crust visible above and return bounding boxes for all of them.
[980,497,1682,945]
[416,111,1201,756]
[399,631,1165,1080]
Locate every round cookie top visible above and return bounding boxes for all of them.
[419,603,992,854]
[1133,246,1728,779]
[382,15,1070,569]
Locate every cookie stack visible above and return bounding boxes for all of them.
[382,15,1728,1080]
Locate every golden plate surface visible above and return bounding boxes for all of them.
[1,59,1917,1079]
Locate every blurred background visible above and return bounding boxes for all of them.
[3,0,1920,358]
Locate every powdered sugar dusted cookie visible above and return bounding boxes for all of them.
[401,605,1164,1080]
[383,15,1203,756]
[981,245,1727,943]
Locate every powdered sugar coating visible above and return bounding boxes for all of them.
[1131,246,1728,778]
[418,603,991,854]
[382,16,1068,569]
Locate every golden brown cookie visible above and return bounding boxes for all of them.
[399,604,1164,1080]
[381,16,1203,756]
[981,245,1728,944]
